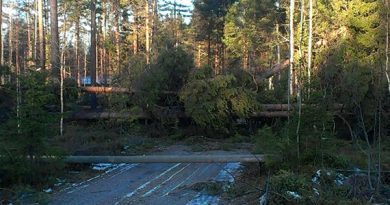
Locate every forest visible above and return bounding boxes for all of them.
[0,0,390,204]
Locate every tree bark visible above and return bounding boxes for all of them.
[0,0,2,65]
[145,0,150,65]
[49,0,60,79]
[386,0,390,95]
[288,0,295,123]
[27,8,33,67]
[75,6,81,86]
[8,3,13,66]
[38,0,45,70]
[308,0,313,91]
[114,0,120,70]
[90,0,97,109]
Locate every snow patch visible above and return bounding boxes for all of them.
[259,193,267,205]
[286,191,301,199]
[186,193,220,205]
[313,188,320,196]
[43,188,53,193]
[92,163,115,171]
[214,162,241,183]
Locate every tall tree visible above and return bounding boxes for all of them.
[0,0,2,65]
[288,0,295,114]
[90,0,97,109]
[307,0,313,90]
[50,0,60,79]
[145,0,150,65]
[38,0,45,69]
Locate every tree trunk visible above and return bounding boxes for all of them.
[27,9,33,67]
[50,0,60,79]
[59,2,68,136]
[386,0,390,95]
[38,0,45,69]
[207,34,211,67]
[308,0,313,93]
[197,44,201,68]
[114,0,120,71]
[8,3,13,66]
[34,0,38,64]
[145,0,150,65]
[76,10,81,86]
[288,0,295,118]
[15,21,20,132]
[0,0,2,65]
[90,0,97,109]
[84,52,87,86]
[151,0,158,52]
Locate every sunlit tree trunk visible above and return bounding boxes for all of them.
[75,7,81,86]
[114,0,120,70]
[34,0,38,64]
[145,0,150,65]
[50,0,60,79]
[59,2,68,136]
[27,9,33,67]
[288,0,295,115]
[38,0,45,69]
[102,0,107,84]
[8,3,13,66]
[386,0,390,95]
[308,0,313,94]
[0,0,2,66]
[151,0,158,53]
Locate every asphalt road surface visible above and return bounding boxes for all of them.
[50,148,244,205]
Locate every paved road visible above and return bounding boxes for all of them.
[50,148,244,205]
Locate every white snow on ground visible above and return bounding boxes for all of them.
[186,193,220,205]
[43,188,53,193]
[286,191,301,199]
[186,162,241,205]
[214,162,241,183]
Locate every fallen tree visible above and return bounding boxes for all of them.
[64,154,266,163]
[255,59,290,81]
[71,110,289,120]
[80,60,291,95]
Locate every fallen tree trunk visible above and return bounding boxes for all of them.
[253,111,289,118]
[81,86,130,93]
[255,59,290,81]
[71,110,289,120]
[80,60,292,95]
[80,86,176,95]
[72,111,150,120]
[64,154,266,163]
